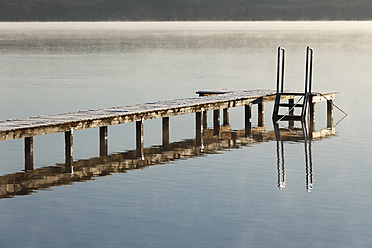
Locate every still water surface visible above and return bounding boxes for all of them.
[0,22,371,247]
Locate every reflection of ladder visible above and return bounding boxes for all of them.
[272,47,314,123]
[302,122,314,192]
[274,122,314,192]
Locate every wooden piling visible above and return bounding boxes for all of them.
[223,108,229,126]
[65,129,73,171]
[309,95,315,138]
[202,110,208,130]
[327,100,333,128]
[258,99,264,127]
[213,109,220,136]
[245,104,252,136]
[196,111,203,146]
[24,137,33,171]
[99,126,108,157]
[288,99,294,128]
[162,117,170,146]
[136,120,144,158]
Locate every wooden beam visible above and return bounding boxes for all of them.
[136,120,144,158]
[99,126,108,157]
[162,117,170,147]
[24,137,33,171]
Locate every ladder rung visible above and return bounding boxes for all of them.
[278,103,304,108]
[276,115,304,121]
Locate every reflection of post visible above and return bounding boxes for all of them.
[25,137,33,171]
[245,104,252,136]
[202,110,208,130]
[304,133,314,192]
[258,99,264,127]
[162,117,170,146]
[65,129,73,172]
[288,99,294,128]
[136,120,144,158]
[223,108,229,126]
[99,126,108,157]
[213,109,220,136]
[274,124,285,190]
[196,111,202,146]
[327,100,333,128]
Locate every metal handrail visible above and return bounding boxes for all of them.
[303,46,314,118]
[276,47,286,93]
[305,46,314,94]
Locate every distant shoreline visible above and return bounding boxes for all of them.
[1,21,372,31]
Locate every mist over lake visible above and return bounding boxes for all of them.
[0,22,371,248]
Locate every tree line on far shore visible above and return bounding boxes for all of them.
[1,0,372,21]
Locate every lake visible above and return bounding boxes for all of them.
[0,21,371,248]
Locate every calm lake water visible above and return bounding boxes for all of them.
[0,21,371,248]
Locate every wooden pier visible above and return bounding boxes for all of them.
[0,89,338,171]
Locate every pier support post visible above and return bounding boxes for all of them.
[65,129,73,172]
[136,120,144,158]
[196,111,203,146]
[99,126,108,157]
[258,99,264,127]
[288,99,294,128]
[309,96,315,138]
[202,110,208,130]
[162,117,170,147]
[213,109,220,136]
[223,108,229,126]
[245,104,252,136]
[327,100,333,128]
[24,137,33,171]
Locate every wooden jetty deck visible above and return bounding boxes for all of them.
[0,89,338,170]
[0,126,335,199]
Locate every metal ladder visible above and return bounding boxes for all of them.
[272,46,314,123]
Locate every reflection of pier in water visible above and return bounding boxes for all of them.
[274,122,329,192]
[0,125,334,199]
